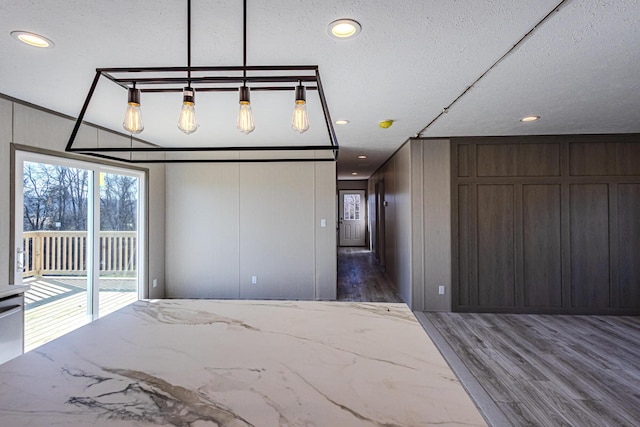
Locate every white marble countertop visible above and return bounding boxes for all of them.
[0,284,30,299]
[0,299,486,426]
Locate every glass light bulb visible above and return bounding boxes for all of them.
[123,102,144,134]
[237,102,255,134]
[291,100,310,134]
[177,101,198,134]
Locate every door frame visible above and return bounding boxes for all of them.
[10,145,148,307]
[375,180,385,267]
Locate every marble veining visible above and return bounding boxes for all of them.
[0,300,486,426]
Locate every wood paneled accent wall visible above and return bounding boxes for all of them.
[452,135,640,314]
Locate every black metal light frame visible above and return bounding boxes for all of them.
[65,0,338,164]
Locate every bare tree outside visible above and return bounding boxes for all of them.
[23,163,137,232]
[23,162,88,231]
[100,173,138,232]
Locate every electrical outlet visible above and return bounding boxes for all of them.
[251,276,257,284]
[153,278,158,288]
[438,285,445,295]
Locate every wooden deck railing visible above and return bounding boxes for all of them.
[23,231,137,278]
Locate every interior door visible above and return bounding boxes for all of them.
[339,190,366,246]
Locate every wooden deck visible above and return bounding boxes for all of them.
[24,277,138,352]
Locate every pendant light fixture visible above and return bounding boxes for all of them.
[66,0,340,164]
[291,82,310,134]
[177,0,198,135]
[122,85,143,134]
[236,0,255,135]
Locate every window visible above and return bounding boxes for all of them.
[344,194,361,220]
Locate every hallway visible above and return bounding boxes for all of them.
[337,247,402,303]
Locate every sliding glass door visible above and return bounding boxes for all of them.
[15,151,145,351]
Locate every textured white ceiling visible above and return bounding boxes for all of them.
[1,0,639,179]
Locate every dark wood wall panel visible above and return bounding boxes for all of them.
[570,142,640,176]
[457,185,470,306]
[522,185,562,308]
[617,183,640,308]
[451,135,640,314]
[616,143,640,175]
[477,185,515,307]
[569,184,611,308]
[477,143,560,177]
[458,145,469,177]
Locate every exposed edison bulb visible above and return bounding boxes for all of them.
[292,101,309,133]
[292,84,309,134]
[123,88,143,134]
[177,87,198,134]
[123,104,144,134]
[178,103,198,134]
[237,103,255,134]
[237,86,255,134]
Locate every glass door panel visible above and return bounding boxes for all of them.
[21,160,91,351]
[98,171,139,317]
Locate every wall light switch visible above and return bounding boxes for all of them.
[251,276,257,284]
[153,279,158,288]
[320,219,327,227]
[438,286,445,295]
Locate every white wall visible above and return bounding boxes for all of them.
[165,161,337,299]
[367,139,452,311]
[0,95,165,298]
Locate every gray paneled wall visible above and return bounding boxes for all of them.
[367,139,451,312]
[165,161,336,300]
[0,95,166,298]
[0,98,13,286]
[452,136,640,314]
[368,144,411,307]
[413,140,452,312]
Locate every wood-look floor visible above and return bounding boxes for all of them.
[337,247,403,303]
[425,312,640,426]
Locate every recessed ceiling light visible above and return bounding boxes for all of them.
[328,19,361,39]
[335,119,350,125]
[351,172,358,176]
[520,115,540,122]
[358,155,367,159]
[10,31,54,48]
